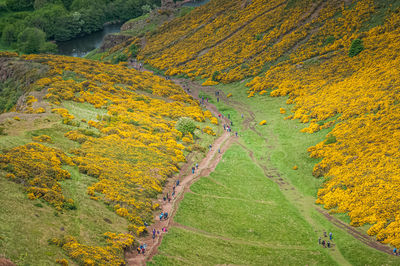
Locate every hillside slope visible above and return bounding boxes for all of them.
[137,0,400,247]
[0,52,218,264]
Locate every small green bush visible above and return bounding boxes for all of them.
[324,134,337,145]
[349,39,364,57]
[175,117,196,135]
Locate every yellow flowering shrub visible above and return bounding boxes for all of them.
[32,135,52,143]
[210,117,219,125]
[0,143,74,210]
[203,126,216,136]
[259,120,267,125]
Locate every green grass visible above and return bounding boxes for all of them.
[0,166,128,265]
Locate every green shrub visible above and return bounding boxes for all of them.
[324,134,337,145]
[349,38,364,57]
[175,117,196,135]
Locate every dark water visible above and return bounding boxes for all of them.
[57,23,122,57]
[182,0,210,7]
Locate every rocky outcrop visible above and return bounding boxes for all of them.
[99,34,132,52]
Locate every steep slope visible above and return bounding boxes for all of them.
[137,0,400,248]
[0,52,219,264]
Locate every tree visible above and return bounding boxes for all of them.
[175,117,196,135]
[1,24,18,45]
[17,27,56,53]
[6,0,34,11]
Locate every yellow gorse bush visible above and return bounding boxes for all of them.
[0,143,74,210]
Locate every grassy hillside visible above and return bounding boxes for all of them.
[134,0,400,248]
[0,52,219,264]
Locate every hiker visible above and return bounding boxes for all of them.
[323,231,327,237]
[235,132,238,137]
[143,244,147,254]
[318,237,321,245]
[140,245,143,253]
[196,163,199,169]
[137,246,141,254]
[223,124,226,130]
[217,97,219,102]
[152,229,156,239]
[192,167,195,174]
[218,114,221,118]
[230,121,233,126]
[168,197,171,202]
[241,113,244,118]
[322,240,326,248]
[176,180,180,186]
[218,148,220,153]
[394,248,397,255]
[163,196,166,201]
[164,212,168,219]
[160,213,164,221]
[327,241,331,248]
[228,114,230,119]
[329,232,333,240]
[172,191,175,197]
[209,144,212,151]
[173,186,175,192]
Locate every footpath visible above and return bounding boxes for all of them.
[125,73,237,265]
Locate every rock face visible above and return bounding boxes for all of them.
[99,34,132,52]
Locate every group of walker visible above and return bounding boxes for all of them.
[318,231,333,248]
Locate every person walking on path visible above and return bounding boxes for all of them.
[329,232,333,240]
[223,124,226,130]
[209,144,212,151]
[241,113,244,118]
[196,163,199,169]
[192,167,195,174]
[217,97,219,102]
[159,213,164,221]
[327,241,331,248]
[322,240,326,248]
[235,132,238,137]
[318,237,321,245]
[176,180,180,186]
[164,212,168,220]
[394,248,397,255]
[137,247,141,254]
[218,148,220,153]
[323,231,327,237]
[152,229,156,239]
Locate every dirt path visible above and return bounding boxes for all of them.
[125,74,238,266]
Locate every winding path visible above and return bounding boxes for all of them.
[125,74,237,266]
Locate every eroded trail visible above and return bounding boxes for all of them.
[125,74,238,266]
